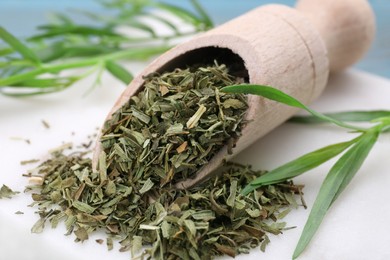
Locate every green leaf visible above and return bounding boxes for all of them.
[332,132,383,205]
[105,60,133,85]
[33,42,67,62]
[0,47,14,56]
[0,0,210,97]
[7,77,77,88]
[72,9,107,23]
[290,110,390,124]
[0,27,41,65]
[0,46,168,87]
[292,130,379,259]
[37,44,118,62]
[143,13,181,35]
[48,13,74,26]
[0,87,66,97]
[221,84,365,131]
[241,137,359,195]
[28,25,125,41]
[155,2,203,27]
[190,0,214,28]
[123,20,156,37]
[377,117,390,133]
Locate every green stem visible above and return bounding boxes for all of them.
[0,46,170,87]
[379,118,390,132]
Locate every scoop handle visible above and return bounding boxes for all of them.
[296,0,375,72]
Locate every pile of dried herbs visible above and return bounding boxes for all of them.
[100,62,248,183]
[28,148,302,259]
[26,63,303,259]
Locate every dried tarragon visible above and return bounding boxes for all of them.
[26,63,304,259]
[100,62,248,184]
[27,149,303,259]
[0,184,19,199]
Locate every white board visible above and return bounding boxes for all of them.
[1,69,390,260]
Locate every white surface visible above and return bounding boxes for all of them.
[1,69,390,260]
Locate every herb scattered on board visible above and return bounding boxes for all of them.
[101,62,248,184]
[20,159,40,165]
[26,147,303,259]
[41,120,50,129]
[0,184,20,199]
[10,136,31,144]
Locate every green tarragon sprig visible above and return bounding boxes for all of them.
[0,0,213,96]
[222,84,390,259]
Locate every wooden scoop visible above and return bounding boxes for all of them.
[93,0,375,189]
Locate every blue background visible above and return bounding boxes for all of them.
[1,0,389,78]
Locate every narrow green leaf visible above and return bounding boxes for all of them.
[331,130,381,204]
[112,45,171,61]
[0,61,8,68]
[0,46,169,89]
[48,12,74,26]
[383,126,390,133]
[124,20,156,37]
[0,47,14,56]
[1,0,211,97]
[221,84,365,131]
[0,62,23,74]
[143,12,180,35]
[241,137,359,195]
[7,77,76,88]
[290,110,390,124]
[65,46,118,57]
[377,117,390,133]
[0,87,66,97]
[33,41,67,62]
[0,27,41,65]
[155,3,202,27]
[190,0,214,28]
[105,60,133,85]
[28,25,126,41]
[2,58,37,68]
[222,84,305,108]
[293,131,379,259]
[37,44,118,62]
[71,9,107,23]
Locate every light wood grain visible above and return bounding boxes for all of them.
[296,0,375,72]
